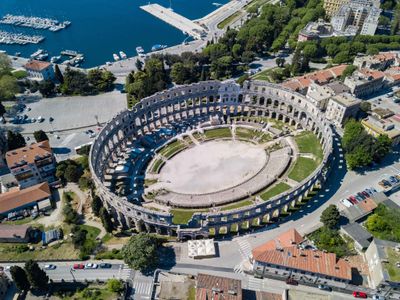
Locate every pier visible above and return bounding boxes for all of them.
[0,14,71,32]
[0,31,44,45]
[140,4,207,40]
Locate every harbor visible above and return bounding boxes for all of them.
[0,14,71,32]
[140,4,208,40]
[0,30,44,45]
[0,0,230,67]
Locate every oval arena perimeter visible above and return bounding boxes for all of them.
[89,80,333,240]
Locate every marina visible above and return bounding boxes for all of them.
[0,0,228,67]
[0,14,71,32]
[0,30,44,45]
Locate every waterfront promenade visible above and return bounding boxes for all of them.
[140,4,207,40]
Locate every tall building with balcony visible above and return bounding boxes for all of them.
[324,0,379,17]
[331,0,381,35]
[5,141,56,189]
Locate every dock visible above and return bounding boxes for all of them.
[140,4,207,40]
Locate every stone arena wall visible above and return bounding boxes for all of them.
[89,80,333,239]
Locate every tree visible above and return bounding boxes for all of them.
[63,192,80,224]
[360,101,371,113]
[135,59,143,71]
[7,130,26,150]
[71,226,87,248]
[0,53,11,76]
[373,134,392,162]
[340,65,357,81]
[100,207,114,233]
[0,75,18,101]
[64,164,82,182]
[54,64,64,83]
[107,279,124,293]
[38,80,55,97]
[24,260,49,291]
[121,233,160,271]
[0,102,5,117]
[92,195,103,217]
[302,43,318,59]
[33,130,49,142]
[320,205,340,229]
[10,266,30,291]
[88,69,116,93]
[61,68,92,95]
[276,57,286,67]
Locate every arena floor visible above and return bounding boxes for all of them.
[158,140,267,194]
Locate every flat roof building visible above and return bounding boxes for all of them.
[361,115,400,145]
[325,93,361,127]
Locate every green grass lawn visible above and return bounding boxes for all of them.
[217,11,241,29]
[220,200,253,211]
[386,248,400,282]
[79,225,101,240]
[235,127,258,140]
[171,209,208,225]
[295,131,323,162]
[288,157,319,182]
[159,140,186,159]
[204,128,232,140]
[63,284,119,300]
[151,159,165,173]
[259,182,291,200]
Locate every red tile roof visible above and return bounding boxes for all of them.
[252,228,303,257]
[0,182,51,214]
[253,246,352,281]
[196,274,242,300]
[24,60,52,71]
[359,69,385,80]
[6,140,52,168]
[282,65,347,92]
[252,229,352,281]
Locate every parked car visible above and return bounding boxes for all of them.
[73,264,84,270]
[353,291,367,298]
[84,263,98,269]
[285,277,298,285]
[357,192,366,200]
[361,191,370,198]
[318,284,332,291]
[389,176,398,184]
[372,295,386,300]
[44,264,56,270]
[354,195,364,202]
[348,196,358,205]
[99,263,112,269]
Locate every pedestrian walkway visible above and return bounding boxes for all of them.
[247,277,264,291]
[235,237,252,260]
[118,264,133,280]
[132,280,153,299]
[233,262,244,274]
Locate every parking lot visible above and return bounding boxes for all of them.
[3,90,127,160]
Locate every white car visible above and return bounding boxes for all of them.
[44,264,56,270]
[4,266,11,271]
[84,263,98,269]
[372,295,386,300]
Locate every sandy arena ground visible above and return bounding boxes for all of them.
[159,140,267,194]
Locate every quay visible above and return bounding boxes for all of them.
[0,14,71,32]
[140,4,207,40]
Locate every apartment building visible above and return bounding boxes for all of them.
[5,141,56,189]
[325,93,361,127]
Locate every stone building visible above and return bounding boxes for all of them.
[344,69,385,98]
[325,93,361,127]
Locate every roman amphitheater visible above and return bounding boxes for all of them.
[89,80,334,240]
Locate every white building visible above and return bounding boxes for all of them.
[325,93,361,127]
[331,0,381,36]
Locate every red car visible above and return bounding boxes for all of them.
[73,263,84,270]
[353,291,367,298]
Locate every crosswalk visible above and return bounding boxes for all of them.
[233,262,244,274]
[118,264,133,280]
[235,237,252,260]
[132,280,153,299]
[247,277,264,291]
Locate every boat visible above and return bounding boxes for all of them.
[50,55,61,63]
[113,53,120,61]
[151,44,167,52]
[119,51,127,59]
[36,52,49,61]
[30,49,44,58]
[136,46,144,54]
[15,52,21,56]
[61,49,79,57]
[212,2,223,6]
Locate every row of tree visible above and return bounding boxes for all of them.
[10,260,49,292]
